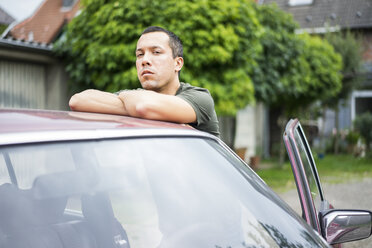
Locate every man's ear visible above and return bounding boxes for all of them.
[175,57,184,72]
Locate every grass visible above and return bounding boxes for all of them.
[256,154,372,193]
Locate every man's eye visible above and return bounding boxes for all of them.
[154,51,161,54]
[136,53,143,57]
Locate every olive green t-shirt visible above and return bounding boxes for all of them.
[175,82,220,137]
[115,83,220,137]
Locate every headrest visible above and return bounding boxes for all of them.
[0,183,68,234]
[0,183,39,233]
[32,169,126,199]
[32,171,98,199]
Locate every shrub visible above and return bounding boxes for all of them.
[345,129,360,155]
[346,129,360,146]
[354,112,372,152]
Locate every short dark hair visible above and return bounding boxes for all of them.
[141,26,183,59]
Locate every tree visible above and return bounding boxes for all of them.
[251,3,342,160]
[323,30,363,153]
[252,3,342,114]
[55,0,263,116]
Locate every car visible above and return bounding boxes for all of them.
[0,108,370,248]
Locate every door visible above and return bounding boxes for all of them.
[283,119,330,233]
[0,60,46,109]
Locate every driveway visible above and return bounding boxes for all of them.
[279,177,372,248]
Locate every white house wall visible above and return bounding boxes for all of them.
[234,103,266,161]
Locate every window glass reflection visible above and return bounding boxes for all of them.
[0,154,11,184]
[294,129,321,213]
[7,145,75,189]
[0,138,327,248]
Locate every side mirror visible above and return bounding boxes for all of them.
[320,209,372,245]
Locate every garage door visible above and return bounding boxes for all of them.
[0,60,46,109]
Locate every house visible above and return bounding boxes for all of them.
[6,0,80,44]
[0,0,80,110]
[261,0,372,135]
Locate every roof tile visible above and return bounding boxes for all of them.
[263,0,372,30]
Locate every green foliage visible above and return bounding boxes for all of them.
[0,24,8,34]
[346,130,360,146]
[251,3,300,105]
[354,112,372,151]
[345,129,361,155]
[252,3,342,115]
[297,34,342,105]
[324,30,363,107]
[55,0,262,115]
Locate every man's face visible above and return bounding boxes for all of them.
[136,32,182,93]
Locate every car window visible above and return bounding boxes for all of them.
[92,138,275,248]
[294,128,322,214]
[0,137,329,248]
[284,120,325,233]
[0,154,11,184]
[5,144,75,189]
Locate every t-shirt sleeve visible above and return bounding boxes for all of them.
[176,88,215,127]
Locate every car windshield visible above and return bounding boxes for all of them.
[0,137,327,248]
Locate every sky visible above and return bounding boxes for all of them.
[0,0,43,21]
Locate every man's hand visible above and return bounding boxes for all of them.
[118,90,196,123]
[69,89,128,115]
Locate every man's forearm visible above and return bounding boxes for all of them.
[69,89,128,115]
[118,90,196,123]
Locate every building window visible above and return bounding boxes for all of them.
[288,0,313,6]
[63,0,75,8]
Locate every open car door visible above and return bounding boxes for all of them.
[283,119,372,245]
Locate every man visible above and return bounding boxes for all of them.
[69,26,219,137]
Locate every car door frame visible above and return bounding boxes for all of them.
[283,118,326,233]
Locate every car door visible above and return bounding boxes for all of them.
[283,119,372,246]
[282,118,329,234]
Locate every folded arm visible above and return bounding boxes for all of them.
[69,89,196,124]
[69,89,128,115]
[118,90,196,123]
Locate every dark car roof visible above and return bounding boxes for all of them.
[0,108,206,145]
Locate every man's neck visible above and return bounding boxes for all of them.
[159,79,180,95]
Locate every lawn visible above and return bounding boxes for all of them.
[255,154,372,193]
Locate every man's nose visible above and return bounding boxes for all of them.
[141,53,151,66]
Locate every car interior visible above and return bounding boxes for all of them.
[0,173,130,248]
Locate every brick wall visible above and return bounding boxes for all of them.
[362,29,372,63]
[10,0,79,44]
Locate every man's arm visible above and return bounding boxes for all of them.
[69,89,128,115]
[118,90,196,123]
